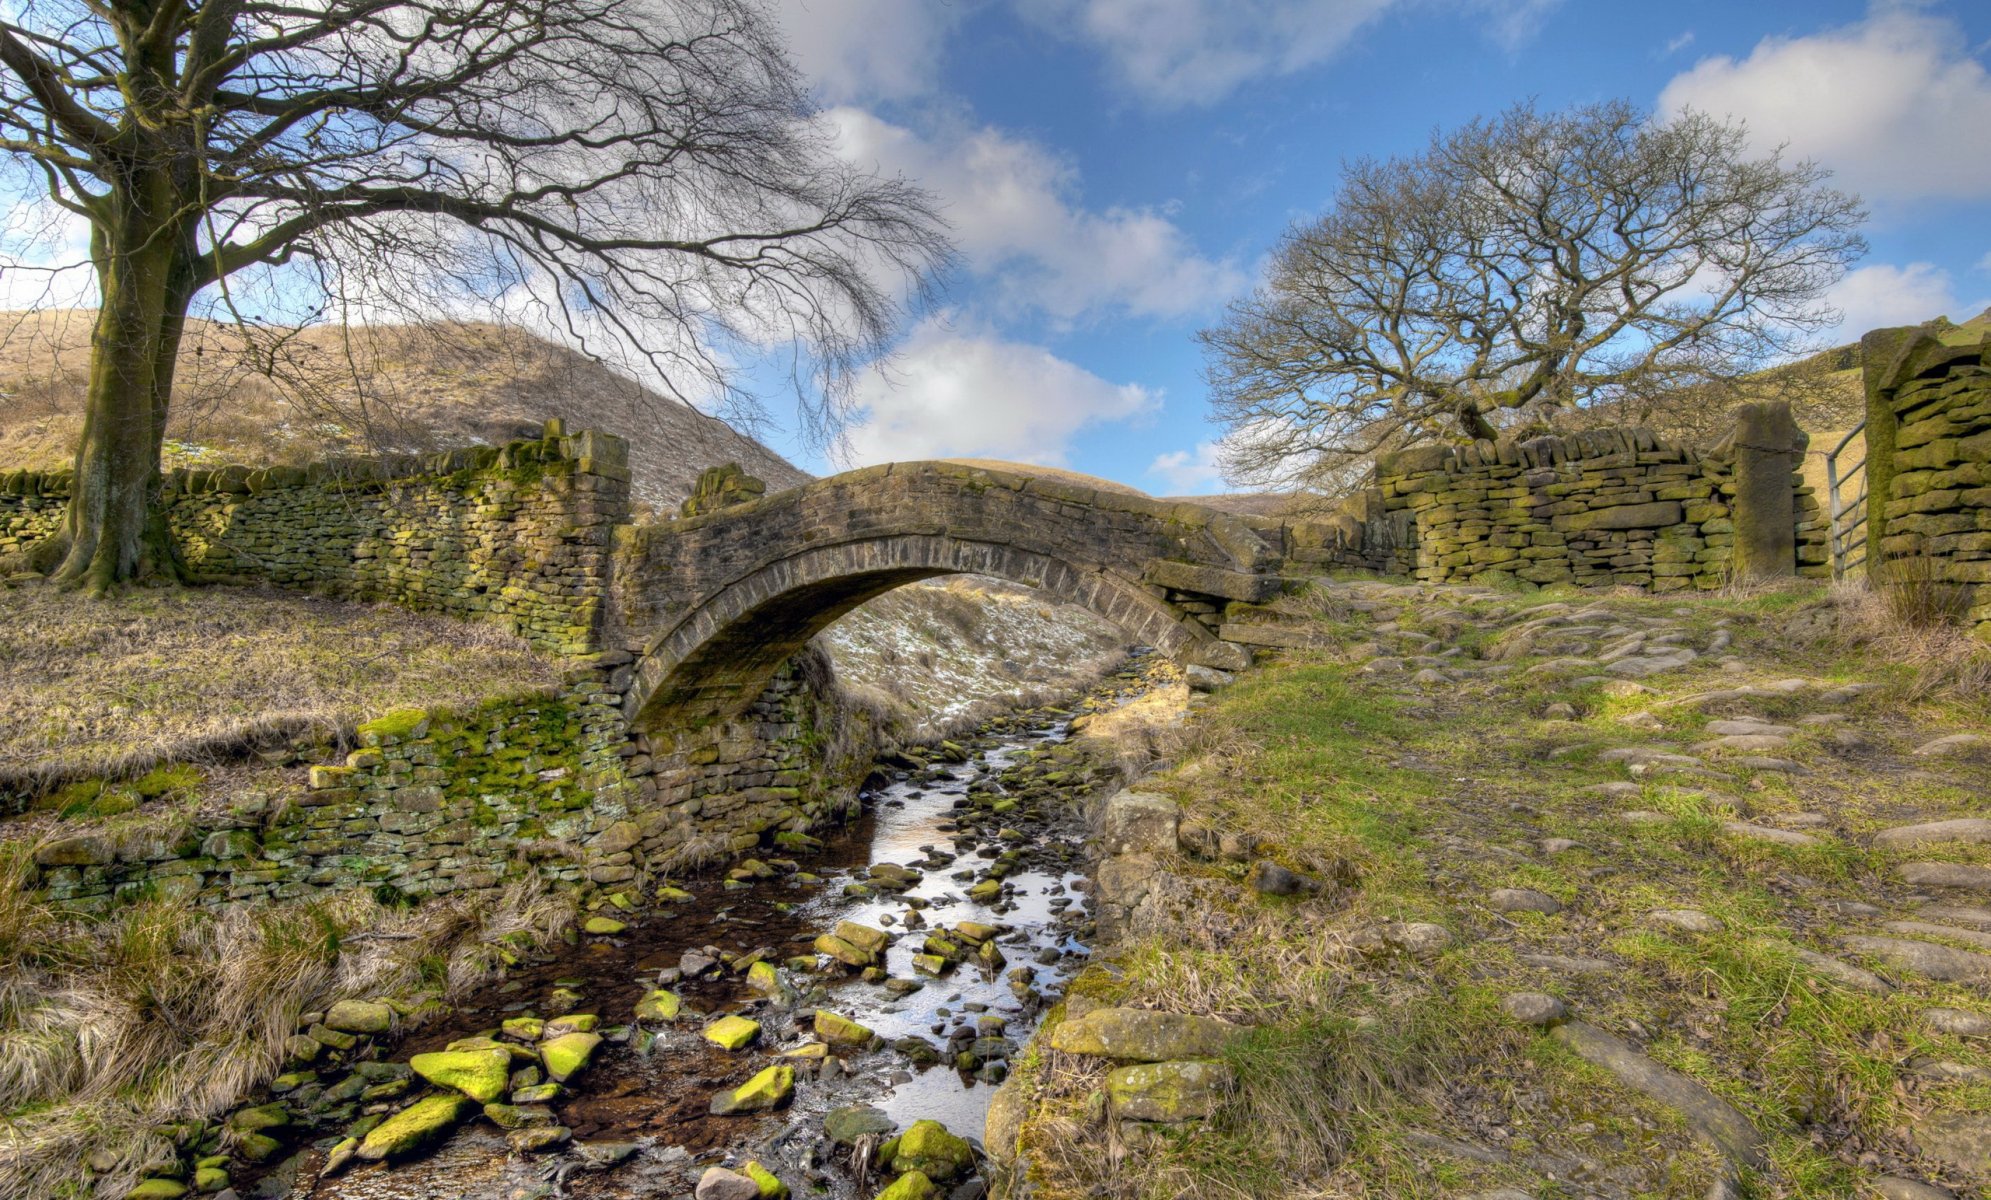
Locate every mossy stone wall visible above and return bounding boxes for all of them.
[0,424,630,656]
[1371,426,1828,590]
[28,645,875,912]
[1863,329,1991,636]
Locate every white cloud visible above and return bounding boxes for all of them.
[1977,250,1991,274]
[1663,30,1695,57]
[840,314,1157,465]
[1659,8,1991,203]
[1825,261,1978,335]
[1015,0,1397,106]
[1014,0,1557,106]
[1147,440,1226,492]
[828,107,1245,320]
[776,0,962,102]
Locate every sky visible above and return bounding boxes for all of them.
[755,0,1991,492]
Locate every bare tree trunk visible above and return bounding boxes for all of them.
[48,175,187,593]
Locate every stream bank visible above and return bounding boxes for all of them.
[167,655,1184,1200]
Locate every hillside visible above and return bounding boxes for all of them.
[0,310,806,513]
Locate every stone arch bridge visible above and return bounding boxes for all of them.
[609,461,1283,730]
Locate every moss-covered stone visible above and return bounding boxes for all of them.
[743,1161,789,1198]
[409,1048,512,1103]
[634,989,682,1021]
[813,1009,877,1049]
[871,1170,936,1199]
[540,1032,602,1082]
[709,1064,794,1115]
[704,1014,761,1050]
[880,1120,974,1182]
[324,998,394,1034]
[356,1094,473,1160]
[1104,1059,1234,1122]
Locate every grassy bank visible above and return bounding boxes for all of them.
[1005,580,1991,1199]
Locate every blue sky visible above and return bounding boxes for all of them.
[763,0,1991,491]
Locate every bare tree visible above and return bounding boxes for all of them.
[0,0,948,591]
[1200,100,1866,494]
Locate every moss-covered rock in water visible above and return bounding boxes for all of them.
[502,1016,545,1041]
[1047,1007,1240,1062]
[634,989,682,1021]
[881,1120,974,1182]
[834,921,890,955]
[127,1180,189,1200]
[814,933,873,967]
[192,1165,229,1193]
[324,999,394,1034]
[704,1014,761,1051]
[871,1171,936,1200]
[813,1010,877,1049]
[709,1064,794,1115]
[746,961,782,995]
[544,1013,598,1036]
[410,1048,512,1103]
[540,1031,602,1083]
[356,1093,473,1161]
[356,708,430,747]
[742,1160,789,1198]
[582,916,627,935]
[1105,1060,1234,1121]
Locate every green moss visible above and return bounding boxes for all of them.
[356,708,431,746]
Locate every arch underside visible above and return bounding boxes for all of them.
[628,534,1221,730]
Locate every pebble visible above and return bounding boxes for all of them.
[1874,819,1991,848]
[695,1167,762,1200]
[1873,1178,1955,1200]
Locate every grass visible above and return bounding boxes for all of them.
[1004,578,1991,1199]
[0,580,558,799]
[0,845,575,1200]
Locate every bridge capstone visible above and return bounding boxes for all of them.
[610,461,1282,730]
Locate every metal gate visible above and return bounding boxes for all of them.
[1824,422,1869,580]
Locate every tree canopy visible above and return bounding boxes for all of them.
[0,0,948,589]
[1198,100,1867,494]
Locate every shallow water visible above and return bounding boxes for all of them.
[283,674,1136,1200]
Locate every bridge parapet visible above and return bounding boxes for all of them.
[611,460,1283,730]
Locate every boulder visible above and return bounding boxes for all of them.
[882,1120,975,1182]
[1048,1007,1241,1061]
[1097,791,1181,856]
[409,1048,512,1103]
[1105,1059,1234,1121]
[324,999,394,1034]
[356,1094,473,1160]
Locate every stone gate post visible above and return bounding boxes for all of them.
[1730,401,1805,582]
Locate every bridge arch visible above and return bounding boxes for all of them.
[616,462,1275,732]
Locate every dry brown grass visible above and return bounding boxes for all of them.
[0,850,575,1200]
[1828,577,1991,702]
[0,581,558,794]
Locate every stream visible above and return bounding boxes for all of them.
[259,656,1169,1200]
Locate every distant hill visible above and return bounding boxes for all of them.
[0,311,806,512]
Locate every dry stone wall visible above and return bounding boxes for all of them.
[0,424,630,656]
[1863,328,1991,636]
[1370,426,1828,590]
[28,645,875,913]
